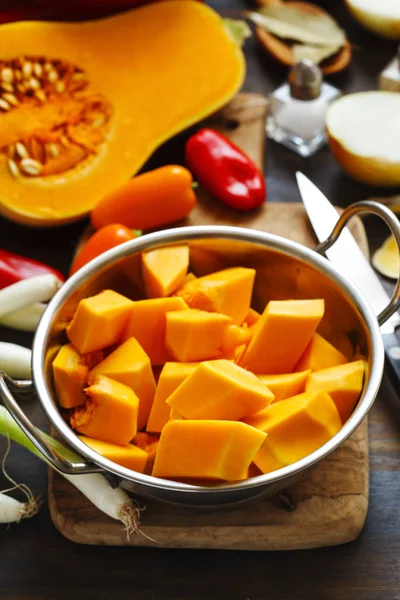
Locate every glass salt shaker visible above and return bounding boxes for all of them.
[266,59,342,157]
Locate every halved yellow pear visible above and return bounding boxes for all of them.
[326,92,400,187]
[345,0,400,40]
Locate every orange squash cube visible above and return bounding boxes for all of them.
[132,431,159,474]
[79,435,148,472]
[295,333,348,372]
[146,362,199,433]
[243,307,261,327]
[257,370,311,403]
[121,297,189,365]
[67,290,134,354]
[245,390,342,474]
[177,266,256,325]
[306,360,366,423]
[152,420,267,481]
[166,359,274,421]
[221,324,252,353]
[70,375,139,445]
[174,272,197,294]
[88,337,156,431]
[142,244,189,298]
[165,309,231,362]
[239,299,325,374]
[52,343,88,409]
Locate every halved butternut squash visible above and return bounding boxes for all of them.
[0,1,245,226]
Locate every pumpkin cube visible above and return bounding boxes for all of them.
[152,420,267,481]
[79,435,148,472]
[166,359,274,420]
[70,375,139,445]
[132,431,159,474]
[295,333,348,372]
[142,244,189,298]
[121,297,189,365]
[67,290,134,354]
[88,337,156,431]
[221,324,252,353]
[165,309,231,362]
[257,370,311,403]
[146,362,199,433]
[174,272,197,294]
[177,266,256,325]
[239,299,325,374]
[244,390,342,474]
[243,307,261,328]
[306,360,366,423]
[52,343,88,409]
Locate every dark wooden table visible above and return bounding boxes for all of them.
[2,2,400,599]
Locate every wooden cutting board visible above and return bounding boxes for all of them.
[49,93,369,551]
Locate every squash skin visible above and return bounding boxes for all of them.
[0,1,245,226]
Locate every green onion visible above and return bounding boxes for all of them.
[0,406,141,533]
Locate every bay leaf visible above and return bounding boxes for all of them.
[292,43,342,65]
[246,6,346,47]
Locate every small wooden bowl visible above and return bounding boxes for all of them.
[254,0,352,75]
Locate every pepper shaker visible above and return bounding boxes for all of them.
[266,59,342,157]
[379,46,400,91]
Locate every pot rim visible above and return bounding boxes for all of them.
[32,225,384,496]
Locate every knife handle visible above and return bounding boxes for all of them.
[383,332,400,385]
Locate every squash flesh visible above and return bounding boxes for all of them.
[0,1,245,226]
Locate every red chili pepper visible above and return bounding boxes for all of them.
[185,128,266,211]
[69,223,139,276]
[0,249,65,290]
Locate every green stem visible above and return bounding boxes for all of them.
[0,405,80,464]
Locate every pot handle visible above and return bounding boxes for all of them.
[315,200,400,327]
[0,371,102,475]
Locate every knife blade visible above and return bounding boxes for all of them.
[296,171,400,382]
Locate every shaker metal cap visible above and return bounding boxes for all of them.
[289,59,322,101]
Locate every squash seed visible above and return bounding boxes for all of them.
[7,144,15,159]
[55,81,65,94]
[35,89,47,103]
[20,158,42,176]
[1,68,13,83]
[27,77,40,91]
[7,158,20,177]
[2,93,18,107]
[47,143,60,158]
[14,70,22,82]
[22,61,33,79]
[33,63,42,78]
[48,70,58,83]
[15,142,29,160]
[1,82,13,93]
[43,62,52,73]
[0,98,10,111]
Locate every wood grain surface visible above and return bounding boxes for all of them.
[49,93,369,550]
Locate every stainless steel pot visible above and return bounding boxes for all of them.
[2,200,400,507]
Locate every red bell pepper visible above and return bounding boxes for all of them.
[0,249,65,290]
[185,128,266,211]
